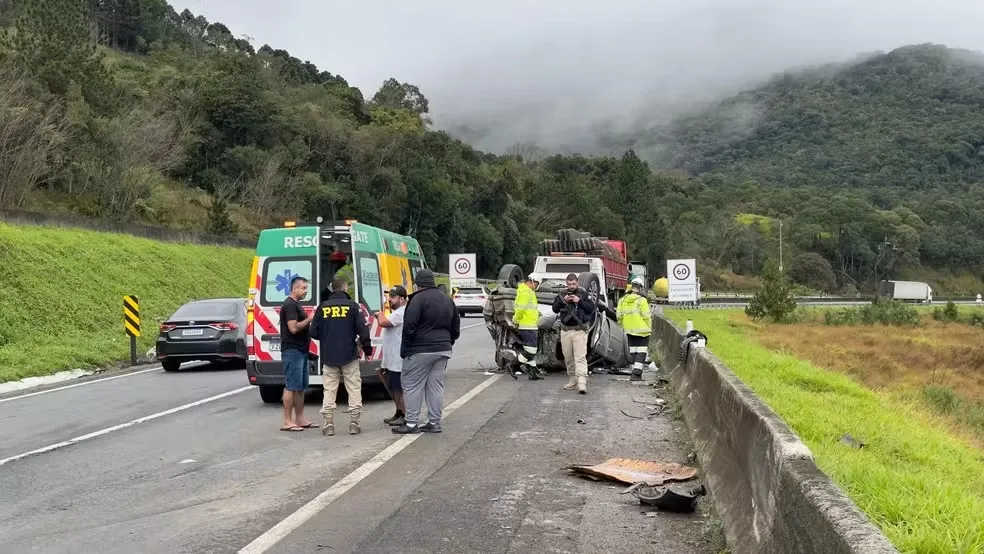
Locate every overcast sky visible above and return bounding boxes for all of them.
[171,0,984,153]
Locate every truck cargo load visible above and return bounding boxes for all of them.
[535,229,628,299]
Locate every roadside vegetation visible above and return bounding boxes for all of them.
[0,223,252,382]
[664,308,984,554]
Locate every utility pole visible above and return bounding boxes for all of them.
[778,218,783,272]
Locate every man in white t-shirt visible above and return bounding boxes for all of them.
[375,285,408,426]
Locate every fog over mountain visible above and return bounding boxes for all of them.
[173,0,984,157]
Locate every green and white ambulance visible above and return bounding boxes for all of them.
[245,218,426,403]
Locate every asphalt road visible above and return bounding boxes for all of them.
[0,319,717,554]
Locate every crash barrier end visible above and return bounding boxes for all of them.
[649,315,899,554]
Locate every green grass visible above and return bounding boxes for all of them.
[0,223,253,383]
[664,309,984,554]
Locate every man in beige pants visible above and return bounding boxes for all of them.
[310,278,373,435]
[552,273,597,394]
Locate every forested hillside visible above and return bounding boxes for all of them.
[1,0,984,294]
[614,43,984,294]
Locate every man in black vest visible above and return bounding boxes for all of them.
[311,277,372,436]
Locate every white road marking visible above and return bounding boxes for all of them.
[462,322,484,329]
[238,373,503,554]
[0,386,253,468]
[0,366,165,404]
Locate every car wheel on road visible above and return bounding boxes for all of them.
[162,360,181,372]
[259,385,284,404]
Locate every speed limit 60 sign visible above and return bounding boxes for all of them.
[449,253,477,287]
[666,258,697,302]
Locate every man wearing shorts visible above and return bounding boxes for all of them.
[279,275,315,431]
[375,285,408,426]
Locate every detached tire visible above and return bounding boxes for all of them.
[498,264,524,289]
[259,386,283,404]
[578,272,601,297]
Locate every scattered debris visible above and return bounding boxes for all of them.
[577,419,586,425]
[631,397,666,406]
[678,330,708,364]
[621,401,665,419]
[629,483,707,513]
[840,433,866,449]
[484,371,496,376]
[567,458,698,486]
[644,511,659,518]
[179,459,196,464]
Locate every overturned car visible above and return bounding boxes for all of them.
[483,264,632,373]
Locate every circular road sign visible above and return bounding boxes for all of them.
[672,263,691,281]
[454,257,472,275]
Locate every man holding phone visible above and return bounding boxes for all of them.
[552,273,596,394]
[375,285,409,426]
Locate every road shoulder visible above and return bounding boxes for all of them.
[264,372,721,554]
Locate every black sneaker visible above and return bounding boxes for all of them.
[419,422,443,433]
[392,424,421,434]
[630,373,643,382]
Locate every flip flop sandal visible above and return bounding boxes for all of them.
[298,422,318,428]
[280,426,304,432]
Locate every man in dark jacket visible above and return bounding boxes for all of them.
[392,269,461,434]
[552,273,597,394]
[311,277,372,436]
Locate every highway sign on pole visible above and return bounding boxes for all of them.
[667,259,697,302]
[449,253,477,287]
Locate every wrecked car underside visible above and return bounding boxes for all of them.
[483,272,632,373]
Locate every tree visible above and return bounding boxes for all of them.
[370,78,429,117]
[789,252,838,292]
[745,260,797,321]
[3,0,115,109]
[206,197,237,236]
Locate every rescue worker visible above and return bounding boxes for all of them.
[552,273,596,394]
[310,277,373,436]
[617,276,652,381]
[512,273,543,380]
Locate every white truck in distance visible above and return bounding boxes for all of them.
[881,280,933,303]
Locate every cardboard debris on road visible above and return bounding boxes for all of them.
[567,458,698,486]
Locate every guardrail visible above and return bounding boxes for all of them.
[432,272,496,287]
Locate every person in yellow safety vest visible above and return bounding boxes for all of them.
[512,272,544,381]
[617,276,651,381]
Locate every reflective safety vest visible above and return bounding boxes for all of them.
[513,282,540,330]
[616,292,651,337]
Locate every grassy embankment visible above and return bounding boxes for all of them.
[0,223,253,383]
[663,308,984,554]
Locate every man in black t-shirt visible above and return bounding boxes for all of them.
[279,276,315,432]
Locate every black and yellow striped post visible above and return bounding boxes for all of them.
[124,295,140,365]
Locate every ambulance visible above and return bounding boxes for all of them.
[245,218,427,403]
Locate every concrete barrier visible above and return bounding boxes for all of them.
[649,314,899,554]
